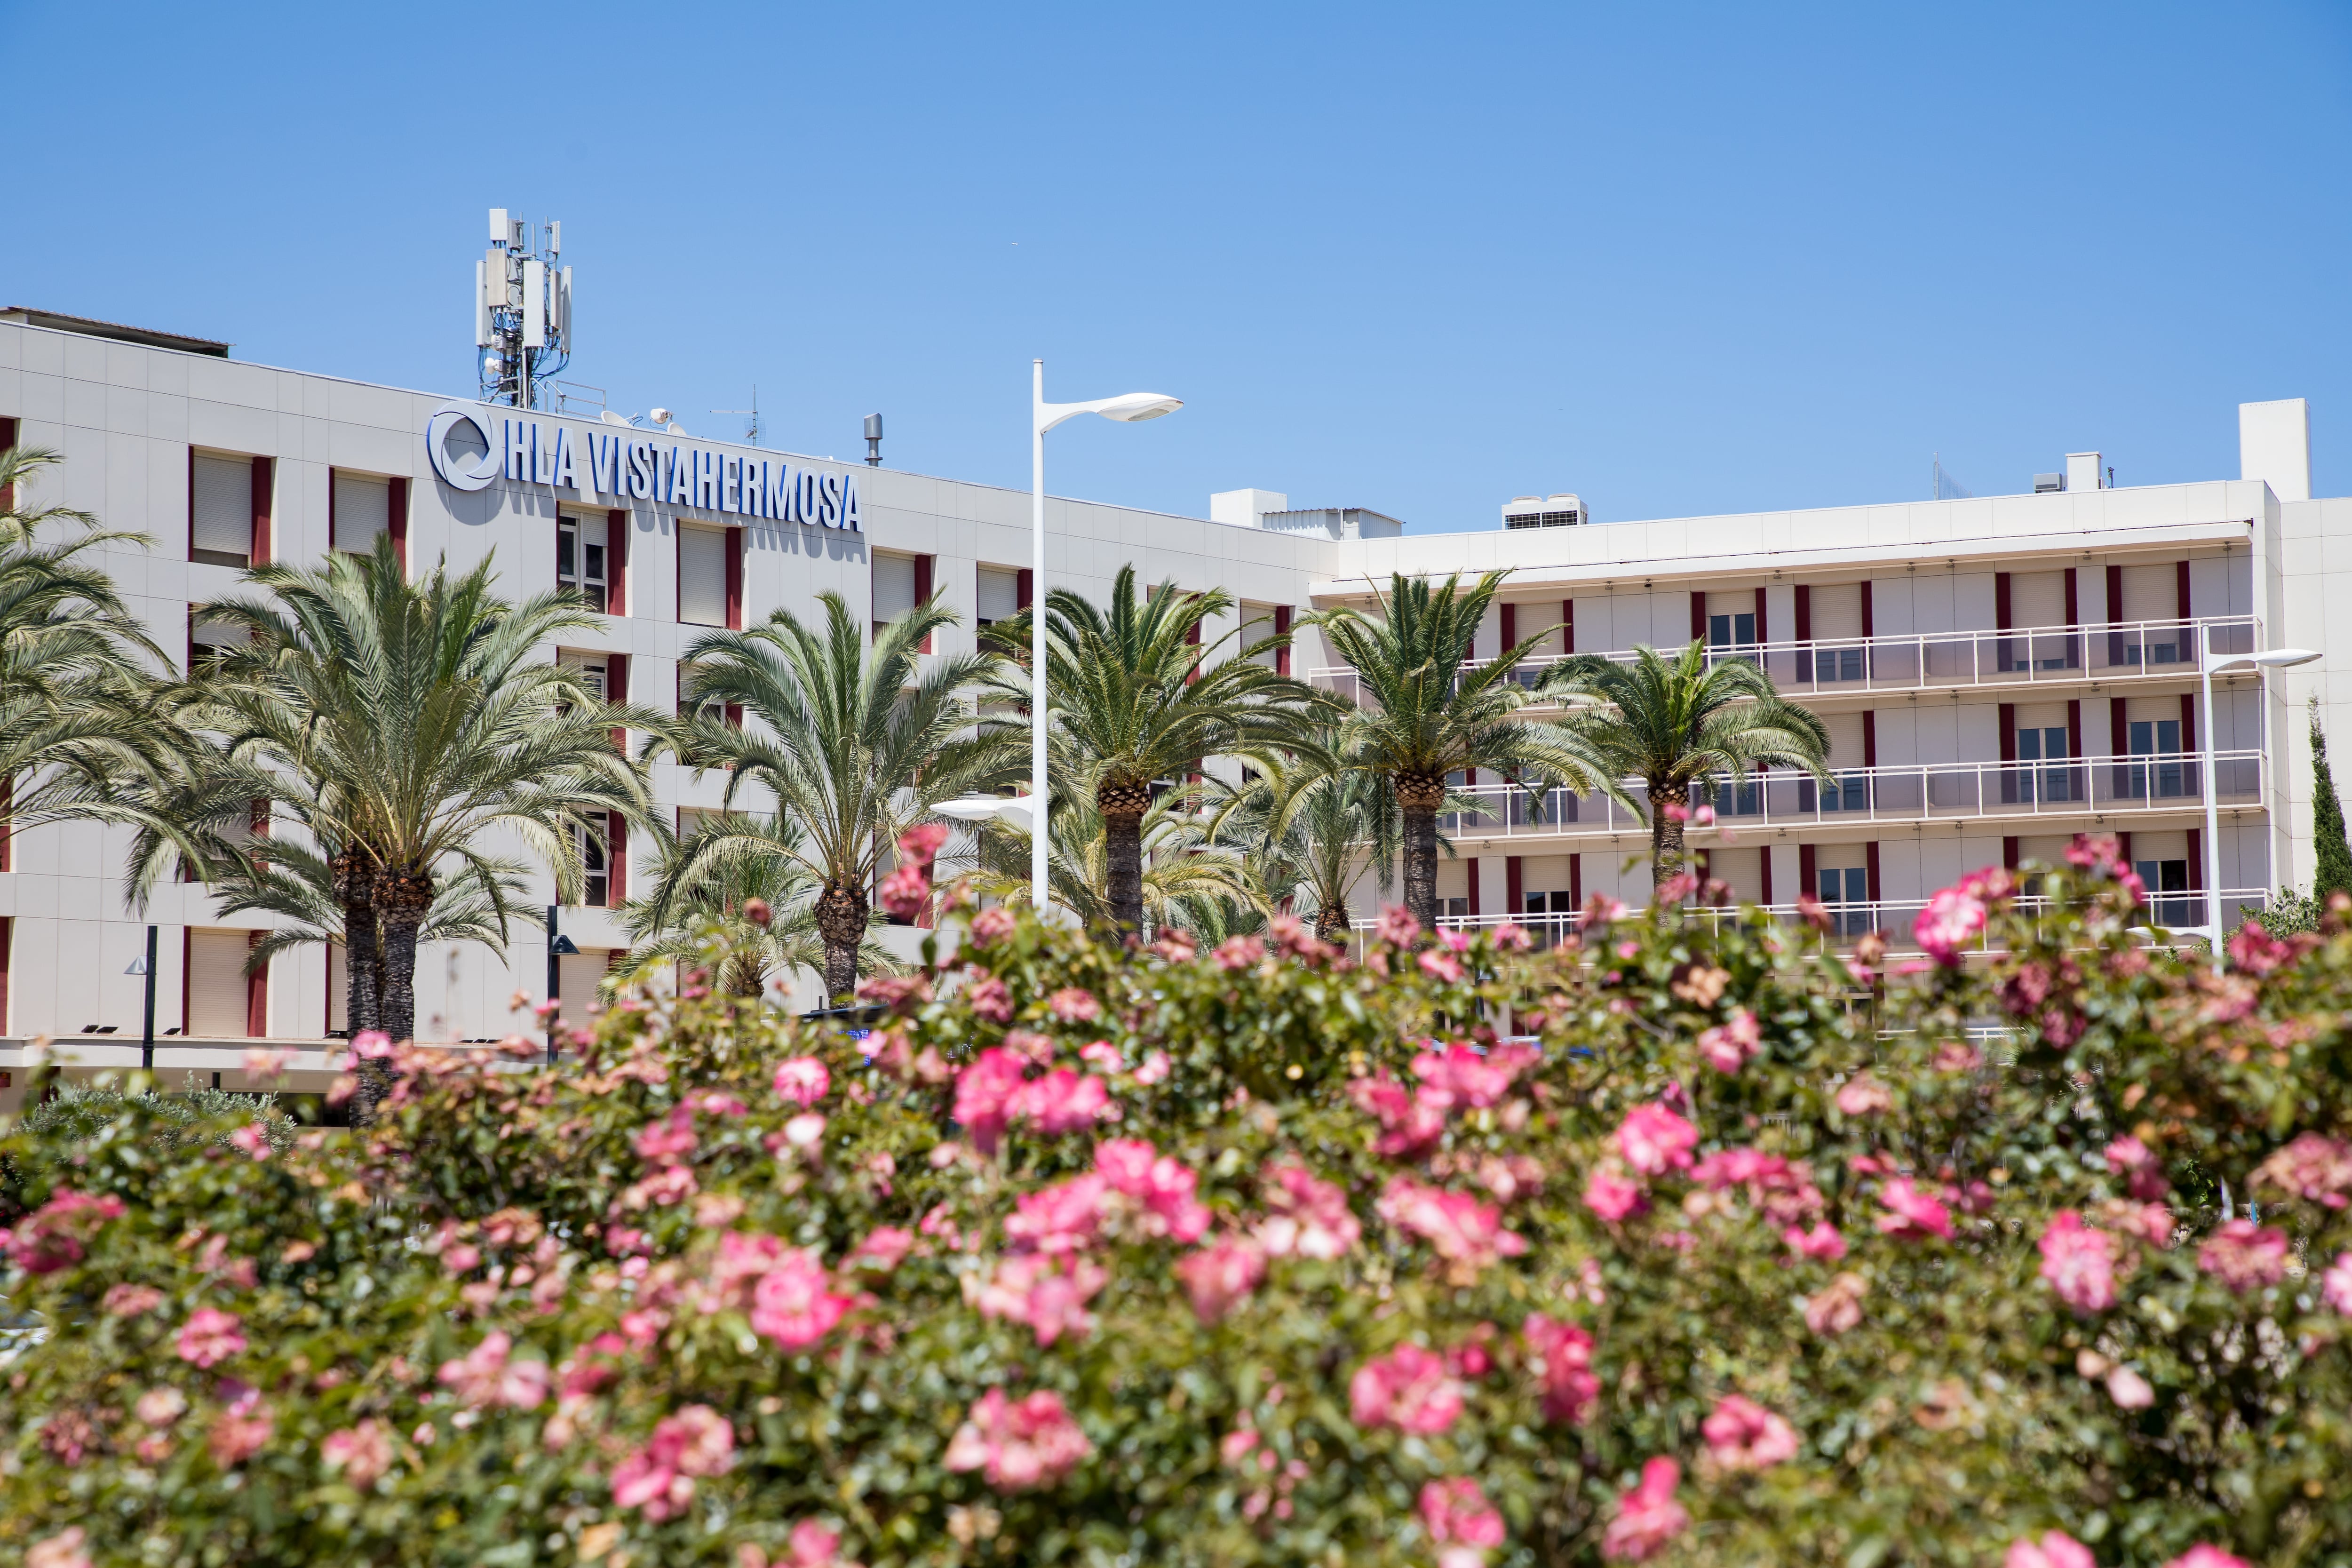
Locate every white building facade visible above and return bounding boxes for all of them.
[0,309,2342,1101]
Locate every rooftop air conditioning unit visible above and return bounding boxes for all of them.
[2033,473,2066,493]
[1502,492,1584,528]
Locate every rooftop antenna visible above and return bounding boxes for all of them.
[864,412,884,467]
[475,208,573,409]
[1931,453,1973,501]
[712,387,762,446]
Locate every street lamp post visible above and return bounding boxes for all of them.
[937,366,1180,914]
[2199,634,2319,967]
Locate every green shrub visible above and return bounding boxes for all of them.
[1,849,2349,1568]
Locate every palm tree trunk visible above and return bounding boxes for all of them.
[374,865,434,1045]
[1650,780,1688,890]
[1396,772,1445,934]
[1315,901,1350,943]
[1098,779,1151,938]
[333,850,382,1037]
[815,882,866,1003]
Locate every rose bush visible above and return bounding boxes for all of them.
[4,841,2352,1566]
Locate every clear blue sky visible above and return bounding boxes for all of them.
[7,1,2348,530]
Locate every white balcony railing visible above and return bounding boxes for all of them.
[1352,888,2272,958]
[1420,749,2263,846]
[1304,614,2262,707]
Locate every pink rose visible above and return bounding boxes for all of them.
[1411,1043,1537,1112]
[229,1123,272,1161]
[103,1282,167,1317]
[175,1307,246,1368]
[773,1057,831,1107]
[437,1331,549,1409]
[1094,1141,1211,1242]
[2006,1531,2097,1568]
[970,1253,1107,1345]
[1004,1173,1111,1254]
[1377,1178,1527,1274]
[1836,1075,1895,1116]
[2037,1211,2117,1314]
[1522,1313,1599,1424]
[1615,1104,1697,1177]
[1584,1165,1650,1223]
[1008,1067,1113,1135]
[784,1519,850,1568]
[2197,1219,2289,1294]
[1914,882,1989,966]
[1420,1476,1506,1568]
[1350,1342,1464,1434]
[1697,1008,1763,1073]
[1875,1177,1955,1242]
[1803,1273,1867,1336]
[2321,1250,2352,1316]
[1783,1222,1847,1261]
[1375,906,1422,946]
[207,1393,273,1467]
[1255,1162,1361,1259]
[943,1388,1092,1491]
[953,1048,1028,1154]
[634,1106,698,1162]
[750,1248,854,1349]
[2163,1548,2251,1568]
[1048,987,1101,1023]
[848,1226,916,1274]
[2103,1134,2169,1199]
[1174,1238,1266,1323]
[1418,947,1466,983]
[968,906,1017,945]
[1215,935,1265,971]
[1349,1073,1446,1159]
[321,1419,395,1489]
[0,1187,125,1275]
[612,1404,734,1520]
[2250,1132,2352,1210]
[1601,1457,1689,1562]
[1701,1393,1799,1470]
[27,1530,91,1568]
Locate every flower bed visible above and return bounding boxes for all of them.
[4,843,2350,1567]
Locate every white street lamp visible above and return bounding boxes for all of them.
[2199,636,2320,965]
[1021,360,1182,914]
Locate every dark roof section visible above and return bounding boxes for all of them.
[0,307,230,358]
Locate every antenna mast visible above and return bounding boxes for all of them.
[475,208,573,409]
[712,387,763,446]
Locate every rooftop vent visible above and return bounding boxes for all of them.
[1502,491,1584,528]
[2033,473,2066,494]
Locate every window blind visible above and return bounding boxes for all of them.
[191,454,252,563]
[679,527,727,626]
[873,552,918,622]
[187,930,250,1038]
[333,472,390,554]
[977,566,1021,624]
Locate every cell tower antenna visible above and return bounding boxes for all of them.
[473,209,573,409]
[712,388,762,446]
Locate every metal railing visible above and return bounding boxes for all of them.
[1304,614,2261,707]
[1419,749,2263,845]
[1350,888,2270,957]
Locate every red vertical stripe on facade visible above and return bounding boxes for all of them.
[606,812,628,907]
[1794,584,1812,641]
[1798,843,1817,899]
[2176,560,2192,621]
[2003,836,2020,870]
[0,916,12,1034]
[388,478,410,573]
[2111,698,2129,757]
[1690,591,1707,642]
[1994,573,2011,631]
[2186,828,2204,891]
[185,447,196,559]
[1498,602,1516,653]
[2067,700,2083,763]
[1273,605,1292,676]
[1016,569,1033,610]
[913,554,934,652]
[2063,567,2078,628]
[1861,710,1877,768]
[2179,693,2196,754]
[1465,859,1481,918]
[2117,831,2133,868]
[606,509,629,615]
[1568,854,1582,912]
[1753,586,1767,645]
[251,456,273,564]
[607,653,629,753]
[2106,564,2123,626]
[1560,598,1574,654]
[725,529,745,630]
[179,929,192,1037]
[0,418,16,512]
[1998,703,2016,762]
[1859,580,1873,638]
[1864,841,1881,904]
[1759,844,1774,906]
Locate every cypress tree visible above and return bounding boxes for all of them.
[2312,702,2352,900]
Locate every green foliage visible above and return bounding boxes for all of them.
[4,859,2352,1568]
[2312,705,2352,902]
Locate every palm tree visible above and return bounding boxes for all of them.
[957,787,1262,935]
[651,591,1016,1003]
[1222,757,1403,943]
[159,535,656,1046]
[1556,639,1830,889]
[0,445,191,846]
[989,564,1326,936]
[613,811,902,1001]
[1301,571,1611,931]
[202,828,531,1011]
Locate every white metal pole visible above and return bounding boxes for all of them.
[2202,627,2223,970]
[1031,360,1050,914]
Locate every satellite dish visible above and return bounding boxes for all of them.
[666,422,688,435]
[600,410,631,426]
[649,406,671,424]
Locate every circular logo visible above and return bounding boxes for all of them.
[425,405,501,493]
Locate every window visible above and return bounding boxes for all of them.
[556,950,612,1026]
[1816,866,1872,937]
[2136,858,2196,927]
[2017,725,2075,802]
[977,566,1022,629]
[1708,612,1756,650]
[191,452,255,567]
[679,526,728,627]
[2122,719,2186,799]
[188,608,248,676]
[558,515,609,612]
[1441,896,1470,922]
[332,472,391,555]
[558,650,610,701]
[572,822,611,908]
